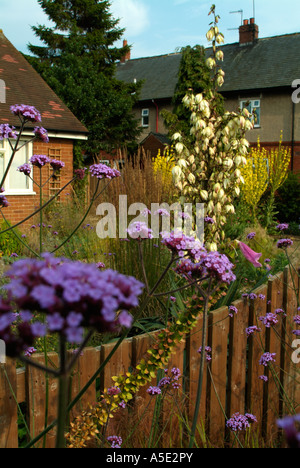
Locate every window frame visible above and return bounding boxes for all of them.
[240,99,261,128]
[0,139,35,195]
[141,108,150,128]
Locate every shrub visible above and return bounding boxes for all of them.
[275,171,300,224]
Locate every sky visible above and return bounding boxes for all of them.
[0,0,300,59]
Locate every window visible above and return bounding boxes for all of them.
[240,99,260,127]
[0,139,34,194]
[141,108,149,127]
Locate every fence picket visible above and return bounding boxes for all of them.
[26,352,59,448]
[207,306,230,447]
[185,314,208,445]
[0,358,18,448]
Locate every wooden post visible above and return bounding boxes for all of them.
[0,359,18,448]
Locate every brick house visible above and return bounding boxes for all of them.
[0,30,88,226]
[116,21,300,172]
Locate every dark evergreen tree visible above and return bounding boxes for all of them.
[161,44,224,141]
[27,0,142,161]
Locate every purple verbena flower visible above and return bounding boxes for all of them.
[277,239,293,249]
[0,123,17,140]
[226,412,257,432]
[246,325,261,337]
[30,154,50,168]
[228,305,238,317]
[147,386,162,395]
[107,387,121,396]
[33,126,49,143]
[277,414,300,448]
[0,254,144,357]
[50,159,65,172]
[89,163,120,180]
[127,221,153,240]
[74,168,87,180]
[247,232,256,240]
[275,223,289,231]
[259,313,279,328]
[10,104,41,122]
[107,435,122,448]
[259,352,276,367]
[18,163,31,176]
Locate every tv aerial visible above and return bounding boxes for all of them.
[228,9,243,30]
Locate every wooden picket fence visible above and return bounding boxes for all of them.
[0,266,299,448]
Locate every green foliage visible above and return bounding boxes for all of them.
[161,44,224,140]
[27,0,142,158]
[0,220,24,257]
[274,171,300,224]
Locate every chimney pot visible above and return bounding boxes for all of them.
[239,19,259,45]
[121,39,131,63]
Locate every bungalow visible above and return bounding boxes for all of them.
[0,29,88,226]
[116,20,300,172]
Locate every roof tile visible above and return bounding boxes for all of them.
[0,30,88,136]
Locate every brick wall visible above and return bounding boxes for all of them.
[2,138,74,228]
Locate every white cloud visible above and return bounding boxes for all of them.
[111,0,150,37]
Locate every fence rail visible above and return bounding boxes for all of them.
[0,266,299,448]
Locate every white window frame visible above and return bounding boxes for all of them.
[240,99,261,128]
[0,139,35,195]
[141,108,149,128]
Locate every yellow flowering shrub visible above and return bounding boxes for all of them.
[240,138,269,213]
[240,134,291,220]
[268,132,291,193]
[152,146,175,189]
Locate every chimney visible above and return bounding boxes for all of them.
[239,18,259,45]
[120,39,131,63]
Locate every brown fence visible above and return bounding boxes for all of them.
[0,266,299,448]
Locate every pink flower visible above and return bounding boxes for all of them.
[239,242,262,268]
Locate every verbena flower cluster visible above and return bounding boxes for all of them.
[0,123,17,140]
[0,188,9,208]
[166,231,236,285]
[277,238,293,249]
[10,104,41,123]
[33,126,49,143]
[161,230,204,260]
[127,221,153,240]
[30,154,50,168]
[89,163,121,180]
[147,367,182,395]
[276,223,289,231]
[259,352,276,367]
[277,414,300,448]
[107,435,122,448]
[197,345,212,362]
[0,254,144,357]
[226,412,257,432]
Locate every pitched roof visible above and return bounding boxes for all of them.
[0,30,88,136]
[116,32,300,99]
[116,53,182,101]
[215,33,300,93]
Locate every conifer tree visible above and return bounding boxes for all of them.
[161,44,224,141]
[27,0,142,160]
